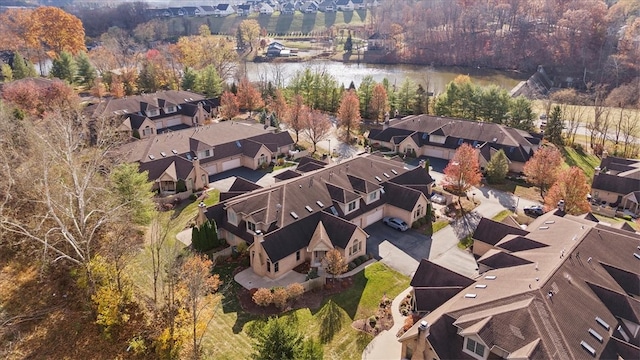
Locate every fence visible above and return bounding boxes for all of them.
[300,276,326,293]
[155,191,193,205]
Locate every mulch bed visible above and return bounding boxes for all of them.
[235,275,354,316]
[351,294,393,336]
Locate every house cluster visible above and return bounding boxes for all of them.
[591,156,640,218]
[368,115,542,173]
[147,0,381,17]
[202,153,434,279]
[401,208,640,359]
[85,90,220,138]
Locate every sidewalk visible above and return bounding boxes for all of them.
[362,287,412,360]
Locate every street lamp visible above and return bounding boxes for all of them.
[472,192,476,204]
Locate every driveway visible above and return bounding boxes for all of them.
[365,222,431,276]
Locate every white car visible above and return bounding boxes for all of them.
[383,217,409,232]
[430,193,446,205]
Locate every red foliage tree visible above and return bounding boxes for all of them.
[442,143,482,194]
[236,77,264,117]
[303,109,332,153]
[523,146,564,199]
[337,90,361,144]
[2,79,78,117]
[544,167,591,215]
[219,91,239,121]
[283,94,306,144]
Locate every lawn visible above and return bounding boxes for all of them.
[169,11,368,36]
[492,209,513,222]
[560,145,600,181]
[203,262,409,359]
[593,214,639,231]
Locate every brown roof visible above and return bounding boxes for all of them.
[472,218,529,246]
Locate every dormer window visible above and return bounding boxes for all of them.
[369,191,378,201]
[348,201,357,212]
[146,109,159,117]
[166,106,176,113]
[199,149,212,159]
[464,337,486,359]
[247,221,256,232]
[142,126,153,136]
[228,210,237,225]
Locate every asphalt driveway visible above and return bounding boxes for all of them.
[365,221,432,276]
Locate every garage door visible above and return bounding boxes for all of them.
[221,158,241,171]
[365,210,384,227]
[203,163,217,175]
[424,148,444,159]
[165,118,182,127]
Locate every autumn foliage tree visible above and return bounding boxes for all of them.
[236,77,264,117]
[370,83,389,124]
[544,167,591,215]
[442,143,482,195]
[1,79,79,117]
[523,146,564,199]
[239,19,261,53]
[303,109,332,153]
[323,249,348,279]
[283,94,306,144]
[220,91,239,121]
[337,90,361,144]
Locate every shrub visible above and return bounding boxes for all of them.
[621,215,632,221]
[236,241,248,254]
[353,257,362,266]
[358,255,369,264]
[176,179,187,193]
[368,316,377,327]
[286,283,305,301]
[403,317,415,331]
[252,288,273,307]
[348,261,356,271]
[277,158,285,166]
[189,193,198,201]
[306,268,318,280]
[272,287,289,309]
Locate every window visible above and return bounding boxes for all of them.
[201,174,207,186]
[348,201,357,211]
[228,210,237,225]
[167,106,176,113]
[369,191,378,201]
[296,250,301,261]
[267,260,271,272]
[142,126,153,136]
[274,262,279,273]
[465,338,485,357]
[259,154,267,166]
[204,149,211,158]
[415,204,423,218]
[247,222,256,232]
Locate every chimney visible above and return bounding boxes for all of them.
[418,320,430,337]
[594,166,601,176]
[557,199,565,212]
[197,201,207,226]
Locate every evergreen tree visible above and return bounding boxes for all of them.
[1,63,13,82]
[344,32,353,52]
[486,149,509,184]
[252,317,302,360]
[50,51,76,84]
[545,105,564,145]
[195,65,223,97]
[191,226,202,251]
[137,61,160,93]
[11,52,37,80]
[75,52,96,87]
[181,67,197,91]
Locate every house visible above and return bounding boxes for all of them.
[85,90,219,139]
[204,153,435,280]
[300,1,319,13]
[399,210,640,360]
[281,2,296,14]
[318,0,336,12]
[182,6,200,16]
[410,260,474,313]
[198,5,216,16]
[367,32,390,51]
[368,115,541,173]
[259,3,275,14]
[120,120,294,195]
[351,0,365,9]
[167,7,186,16]
[366,0,381,8]
[335,0,354,11]
[591,156,640,217]
[214,3,235,17]
[266,41,288,57]
[236,4,252,16]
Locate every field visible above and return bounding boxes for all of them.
[169,11,369,36]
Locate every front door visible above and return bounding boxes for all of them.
[313,251,327,267]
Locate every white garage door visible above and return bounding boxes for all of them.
[365,210,384,227]
[165,118,182,127]
[424,148,444,159]
[222,158,241,171]
[203,163,217,175]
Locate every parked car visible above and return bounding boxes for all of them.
[383,217,409,231]
[430,193,446,205]
[524,205,544,217]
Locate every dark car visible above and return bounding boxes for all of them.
[524,205,544,217]
[383,217,409,231]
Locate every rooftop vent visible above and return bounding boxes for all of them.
[464,293,477,298]
[475,284,487,289]
[588,328,603,343]
[391,169,398,175]
[383,172,390,178]
[160,152,167,157]
[595,317,610,330]
[305,206,313,213]
[290,211,299,220]
[580,341,596,357]
[544,220,555,224]
[316,200,325,208]
[172,149,178,154]
[148,154,155,160]
[485,275,497,280]
[492,137,498,143]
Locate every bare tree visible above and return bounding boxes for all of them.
[621,110,640,157]
[303,109,332,153]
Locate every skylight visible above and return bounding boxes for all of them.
[484,275,497,280]
[539,226,550,230]
[588,329,603,343]
[186,153,193,160]
[391,169,398,175]
[595,317,610,330]
[475,284,487,289]
[544,221,555,224]
[236,140,242,148]
[148,154,155,160]
[634,253,640,260]
[464,293,477,298]
[457,138,464,145]
[290,211,299,219]
[305,206,313,213]
[580,341,596,357]
[330,206,339,216]
[172,149,178,154]
[383,173,390,178]
[160,152,167,157]
[375,176,382,182]
[316,201,324,208]
[422,133,428,139]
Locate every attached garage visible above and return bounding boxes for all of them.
[364,210,384,228]
[221,158,241,172]
[203,163,217,175]
[164,118,183,127]
[423,148,444,159]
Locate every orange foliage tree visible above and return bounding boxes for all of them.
[219,91,239,121]
[1,79,78,117]
[544,167,591,215]
[283,94,307,144]
[236,77,264,117]
[268,88,288,122]
[523,146,564,199]
[370,83,389,124]
[442,143,482,194]
[337,90,361,144]
[303,109,332,153]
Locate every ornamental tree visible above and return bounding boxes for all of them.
[544,167,591,215]
[523,146,564,199]
[442,143,482,194]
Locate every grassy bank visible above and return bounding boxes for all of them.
[561,145,600,181]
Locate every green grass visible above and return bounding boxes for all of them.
[593,214,638,231]
[561,145,600,181]
[492,210,512,222]
[204,262,409,359]
[169,11,369,36]
[428,220,450,235]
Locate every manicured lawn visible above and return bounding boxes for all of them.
[486,180,543,203]
[560,145,600,181]
[492,209,513,222]
[203,262,409,359]
[593,214,638,231]
[429,220,450,234]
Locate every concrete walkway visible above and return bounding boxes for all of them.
[234,268,306,290]
[176,228,192,247]
[362,286,412,360]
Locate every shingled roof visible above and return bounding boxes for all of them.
[472,218,529,246]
